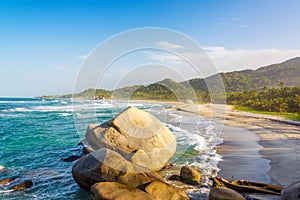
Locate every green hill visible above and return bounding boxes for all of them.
[59,57,300,101]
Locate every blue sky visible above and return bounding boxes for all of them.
[1,0,300,96]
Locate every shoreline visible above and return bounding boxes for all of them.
[173,103,300,188]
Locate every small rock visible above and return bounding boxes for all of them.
[0,177,16,185]
[91,182,152,200]
[10,180,33,191]
[82,145,94,155]
[281,181,300,200]
[209,187,245,200]
[180,166,201,185]
[145,180,190,200]
[62,155,81,162]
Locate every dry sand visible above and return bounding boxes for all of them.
[174,103,300,188]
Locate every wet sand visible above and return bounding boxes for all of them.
[173,103,300,188]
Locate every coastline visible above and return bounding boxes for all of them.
[173,103,300,188]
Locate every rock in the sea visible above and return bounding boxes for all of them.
[91,182,152,200]
[85,106,176,171]
[209,187,245,200]
[72,148,158,190]
[180,166,201,185]
[145,180,190,200]
[10,180,33,191]
[62,155,81,162]
[0,177,16,185]
[281,181,300,200]
[82,145,94,155]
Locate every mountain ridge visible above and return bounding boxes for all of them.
[53,57,300,100]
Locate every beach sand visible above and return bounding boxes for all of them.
[174,103,300,189]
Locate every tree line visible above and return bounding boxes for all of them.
[227,84,300,114]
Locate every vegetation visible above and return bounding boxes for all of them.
[234,106,300,121]
[227,85,300,114]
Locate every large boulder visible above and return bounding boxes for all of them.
[86,106,176,171]
[91,182,152,200]
[72,148,160,190]
[209,187,245,200]
[281,181,300,200]
[145,180,190,200]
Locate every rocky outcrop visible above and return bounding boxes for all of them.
[209,187,245,200]
[72,106,191,199]
[85,106,176,171]
[91,182,153,200]
[281,181,300,200]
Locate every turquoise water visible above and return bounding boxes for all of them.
[0,98,221,199]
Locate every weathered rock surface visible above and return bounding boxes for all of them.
[91,182,152,200]
[209,187,245,200]
[72,148,160,190]
[145,180,189,200]
[85,106,176,171]
[180,166,201,185]
[281,181,300,200]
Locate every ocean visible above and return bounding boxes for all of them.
[0,98,222,199]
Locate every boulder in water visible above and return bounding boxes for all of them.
[10,180,33,191]
[91,182,152,200]
[61,155,81,162]
[281,181,300,200]
[85,106,176,171]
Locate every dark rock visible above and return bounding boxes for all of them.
[10,180,33,191]
[168,175,183,181]
[209,187,245,200]
[82,146,94,155]
[145,180,190,200]
[91,182,152,200]
[0,177,16,185]
[62,155,81,162]
[281,181,300,200]
[180,166,201,185]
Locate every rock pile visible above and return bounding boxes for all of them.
[72,106,190,199]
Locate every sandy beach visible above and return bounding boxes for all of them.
[174,103,300,190]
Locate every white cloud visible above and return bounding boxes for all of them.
[146,46,300,76]
[155,41,183,50]
[78,54,89,61]
[204,46,300,72]
[238,24,248,28]
[147,52,183,64]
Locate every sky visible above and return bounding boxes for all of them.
[1,0,300,96]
